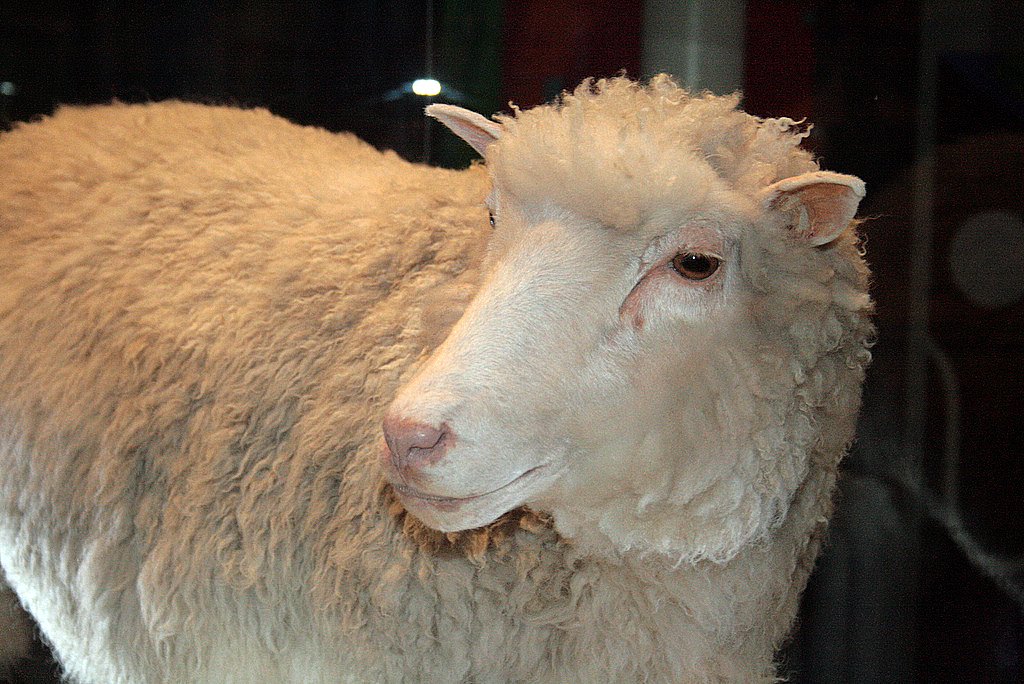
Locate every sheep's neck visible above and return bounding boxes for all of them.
[395,498,816,664]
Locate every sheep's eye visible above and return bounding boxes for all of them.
[488,212,495,228]
[670,253,720,280]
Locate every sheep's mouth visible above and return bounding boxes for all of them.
[391,464,549,512]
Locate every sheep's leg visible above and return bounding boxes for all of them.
[0,572,33,676]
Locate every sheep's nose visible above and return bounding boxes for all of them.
[382,414,453,472]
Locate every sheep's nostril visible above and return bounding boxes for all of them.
[382,415,453,471]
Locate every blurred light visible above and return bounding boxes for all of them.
[0,82,15,97]
[949,210,1024,309]
[412,78,441,97]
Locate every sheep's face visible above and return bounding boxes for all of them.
[383,81,872,561]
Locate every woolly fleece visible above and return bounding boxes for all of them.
[0,77,873,682]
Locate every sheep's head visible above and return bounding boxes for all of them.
[383,76,873,562]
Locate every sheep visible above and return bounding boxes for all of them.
[0,75,873,683]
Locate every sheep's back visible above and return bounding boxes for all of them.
[0,101,490,680]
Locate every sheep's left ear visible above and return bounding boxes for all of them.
[425,104,502,157]
[759,171,866,246]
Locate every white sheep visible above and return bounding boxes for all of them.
[0,75,873,683]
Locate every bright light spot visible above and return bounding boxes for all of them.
[0,82,15,97]
[412,78,441,97]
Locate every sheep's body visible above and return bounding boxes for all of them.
[0,79,873,682]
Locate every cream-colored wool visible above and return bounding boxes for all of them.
[0,76,873,682]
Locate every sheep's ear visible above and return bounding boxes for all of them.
[426,104,502,157]
[760,171,866,246]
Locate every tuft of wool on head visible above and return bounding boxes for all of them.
[488,74,819,229]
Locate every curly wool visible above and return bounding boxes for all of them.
[490,75,818,229]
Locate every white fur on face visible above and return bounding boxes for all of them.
[386,202,629,530]
[386,188,754,544]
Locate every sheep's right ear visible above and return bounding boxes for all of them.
[759,171,866,246]
[426,104,502,157]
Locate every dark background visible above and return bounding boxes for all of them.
[1,1,1022,682]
